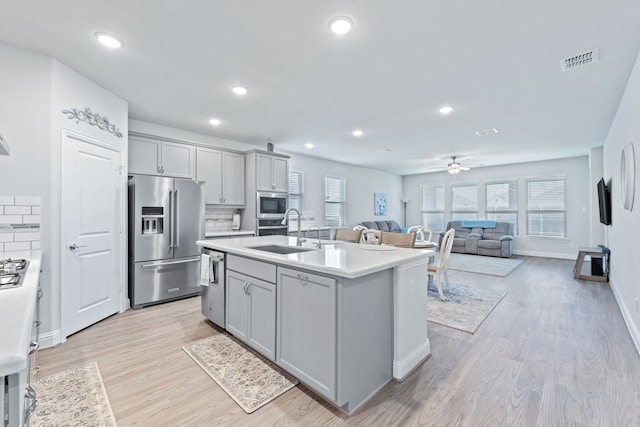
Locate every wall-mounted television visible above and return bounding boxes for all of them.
[597,178,612,225]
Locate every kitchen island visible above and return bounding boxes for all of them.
[197,235,433,414]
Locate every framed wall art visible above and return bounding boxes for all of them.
[374,192,387,216]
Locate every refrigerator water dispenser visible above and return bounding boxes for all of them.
[141,206,164,234]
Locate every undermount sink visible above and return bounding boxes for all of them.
[248,245,316,255]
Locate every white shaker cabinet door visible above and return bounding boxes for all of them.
[225,271,249,342]
[162,141,196,179]
[197,147,223,204]
[129,137,162,175]
[221,152,245,206]
[246,278,276,361]
[277,267,336,401]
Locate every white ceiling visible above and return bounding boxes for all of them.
[1,1,639,175]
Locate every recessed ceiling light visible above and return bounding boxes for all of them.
[209,118,221,126]
[94,32,124,48]
[439,106,453,114]
[232,86,248,95]
[329,16,353,35]
[305,142,314,149]
[352,129,363,137]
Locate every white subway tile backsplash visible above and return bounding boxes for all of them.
[14,232,40,242]
[0,196,41,250]
[4,241,30,251]
[15,196,41,206]
[5,205,31,215]
[23,215,40,224]
[0,196,14,205]
[0,215,23,224]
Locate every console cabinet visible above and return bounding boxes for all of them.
[197,147,245,206]
[129,136,196,179]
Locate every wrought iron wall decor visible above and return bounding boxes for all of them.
[62,107,123,138]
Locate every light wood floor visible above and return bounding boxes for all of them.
[37,256,640,426]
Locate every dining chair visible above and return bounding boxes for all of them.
[407,225,433,243]
[428,228,455,301]
[352,225,368,231]
[380,231,416,248]
[360,229,381,244]
[334,229,363,243]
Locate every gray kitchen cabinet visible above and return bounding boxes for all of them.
[276,267,337,401]
[196,147,245,206]
[256,152,288,192]
[129,135,196,179]
[226,256,276,361]
[290,229,331,240]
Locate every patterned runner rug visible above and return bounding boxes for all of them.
[32,362,117,426]
[446,253,523,276]
[183,334,298,414]
[427,282,507,333]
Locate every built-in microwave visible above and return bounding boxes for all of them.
[256,192,287,219]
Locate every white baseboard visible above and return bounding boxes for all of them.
[38,329,62,349]
[393,339,430,380]
[609,278,640,355]
[512,250,576,260]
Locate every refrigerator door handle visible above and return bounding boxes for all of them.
[168,189,174,250]
[174,189,179,249]
[141,258,200,268]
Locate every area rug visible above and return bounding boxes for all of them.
[31,362,117,426]
[427,282,507,333]
[183,334,298,414]
[445,253,522,276]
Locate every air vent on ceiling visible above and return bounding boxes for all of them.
[561,48,598,72]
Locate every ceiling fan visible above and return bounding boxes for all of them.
[447,156,470,174]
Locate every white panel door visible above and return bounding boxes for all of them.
[196,147,223,204]
[162,141,196,179]
[62,131,122,336]
[222,152,245,205]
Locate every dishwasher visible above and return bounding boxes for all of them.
[200,249,226,328]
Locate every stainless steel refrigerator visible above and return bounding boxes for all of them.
[128,174,204,309]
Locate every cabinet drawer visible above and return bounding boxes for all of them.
[227,254,276,283]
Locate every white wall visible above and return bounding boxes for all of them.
[288,152,404,228]
[403,156,596,259]
[0,42,130,347]
[129,119,258,152]
[49,60,128,345]
[603,49,640,352]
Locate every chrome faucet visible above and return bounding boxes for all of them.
[308,224,322,249]
[282,208,303,246]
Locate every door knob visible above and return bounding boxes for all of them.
[69,243,87,250]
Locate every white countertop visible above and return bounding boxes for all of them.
[0,250,41,376]
[205,230,255,238]
[197,236,433,279]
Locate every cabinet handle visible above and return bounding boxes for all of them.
[297,274,309,281]
[33,320,41,327]
[243,281,249,295]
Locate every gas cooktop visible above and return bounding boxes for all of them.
[0,258,28,290]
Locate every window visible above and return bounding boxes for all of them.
[451,183,478,221]
[486,180,518,234]
[420,183,445,231]
[526,177,566,237]
[324,176,345,227]
[287,172,303,217]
